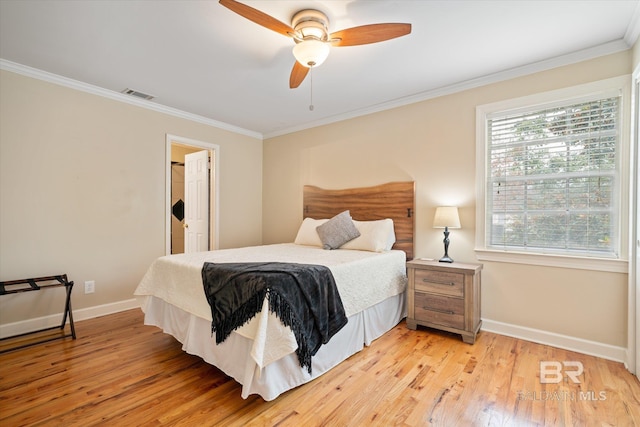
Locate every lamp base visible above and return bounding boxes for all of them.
[439,227,454,263]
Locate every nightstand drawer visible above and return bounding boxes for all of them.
[414,292,464,329]
[414,269,464,297]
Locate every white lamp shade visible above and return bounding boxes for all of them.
[433,206,461,229]
[293,40,330,68]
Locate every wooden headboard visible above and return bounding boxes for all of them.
[303,182,415,260]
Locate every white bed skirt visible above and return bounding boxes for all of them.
[139,292,407,401]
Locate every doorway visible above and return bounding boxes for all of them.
[165,134,219,255]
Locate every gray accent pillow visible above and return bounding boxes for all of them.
[316,210,361,250]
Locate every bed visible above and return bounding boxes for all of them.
[134,181,415,401]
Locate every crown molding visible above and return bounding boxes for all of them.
[2,36,631,142]
[624,2,640,46]
[0,59,262,140]
[264,39,631,139]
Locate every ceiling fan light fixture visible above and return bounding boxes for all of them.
[293,39,330,68]
[219,1,411,88]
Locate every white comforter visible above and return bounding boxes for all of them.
[134,243,406,368]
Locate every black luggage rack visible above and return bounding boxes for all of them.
[0,274,76,353]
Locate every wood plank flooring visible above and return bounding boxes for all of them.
[1,309,639,426]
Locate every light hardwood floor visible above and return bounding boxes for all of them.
[1,309,639,426]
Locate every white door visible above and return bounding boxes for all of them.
[184,150,210,253]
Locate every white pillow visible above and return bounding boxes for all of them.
[340,219,396,252]
[294,217,328,247]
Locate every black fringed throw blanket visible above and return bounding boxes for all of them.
[201,262,348,373]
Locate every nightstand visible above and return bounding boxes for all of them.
[406,259,482,344]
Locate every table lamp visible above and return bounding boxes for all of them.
[433,206,461,263]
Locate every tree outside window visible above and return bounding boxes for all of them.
[486,96,619,257]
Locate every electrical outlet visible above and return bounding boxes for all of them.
[84,280,95,294]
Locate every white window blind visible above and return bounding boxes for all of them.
[486,95,620,257]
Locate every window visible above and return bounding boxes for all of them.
[476,78,629,272]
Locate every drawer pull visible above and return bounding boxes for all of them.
[423,306,455,315]
[422,278,456,286]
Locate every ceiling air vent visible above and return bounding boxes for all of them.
[121,88,155,100]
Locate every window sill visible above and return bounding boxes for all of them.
[474,249,628,273]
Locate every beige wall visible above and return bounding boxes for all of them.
[0,70,263,324]
[263,51,632,348]
[0,46,635,349]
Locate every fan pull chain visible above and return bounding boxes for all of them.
[309,67,314,111]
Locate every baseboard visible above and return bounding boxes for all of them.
[482,318,627,364]
[625,348,637,375]
[1,304,628,365]
[0,298,140,339]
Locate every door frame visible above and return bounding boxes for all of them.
[165,134,220,255]
[629,65,639,376]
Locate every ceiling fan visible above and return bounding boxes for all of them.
[219,0,412,89]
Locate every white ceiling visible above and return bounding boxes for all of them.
[1,0,639,138]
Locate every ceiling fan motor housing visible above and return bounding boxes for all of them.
[291,9,329,42]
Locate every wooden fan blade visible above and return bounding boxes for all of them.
[290,61,309,89]
[330,23,411,47]
[219,0,294,37]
